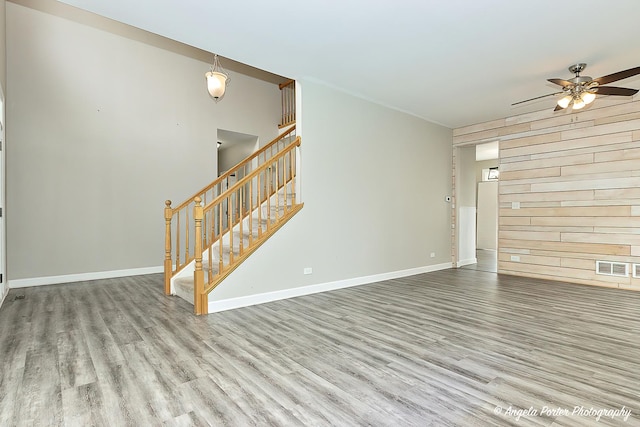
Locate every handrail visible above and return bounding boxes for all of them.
[173,125,296,212]
[204,137,301,211]
[279,79,295,90]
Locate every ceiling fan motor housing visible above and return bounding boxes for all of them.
[570,76,593,85]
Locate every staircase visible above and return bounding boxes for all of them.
[164,80,301,314]
[173,184,298,305]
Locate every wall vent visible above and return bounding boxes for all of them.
[596,261,628,277]
[633,264,640,278]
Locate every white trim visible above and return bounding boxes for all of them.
[8,266,164,288]
[0,287,7,308]
[456,258,477,268]
[0,88,5,304]
[208,262,452,313]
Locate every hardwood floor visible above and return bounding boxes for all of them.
[1,269,639,426]
[461,249,498,273]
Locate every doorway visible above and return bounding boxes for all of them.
[217,129,259,179]
[454,141,499,273]
[216,129,259,231]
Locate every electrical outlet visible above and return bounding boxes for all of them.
[510,255,520,262]
[303,267,312,275]
[430,252,436,258]
[512,201,520,209]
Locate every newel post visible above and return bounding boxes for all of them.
[193,197,205,315]
[164,200,173,295]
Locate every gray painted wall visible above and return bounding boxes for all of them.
[209,80,453,300]
[0,0,5,90]
[6,1,454,298]
[477,181,498,250]
[6,3,280,280]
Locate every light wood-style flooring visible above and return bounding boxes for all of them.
[461,249,498,273]
[1,269,639,426]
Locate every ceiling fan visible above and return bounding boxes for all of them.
[513,63,640,111]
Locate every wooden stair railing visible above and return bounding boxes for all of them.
[164,125,297,295]
[279,79,296,128]
[192,136,303,314]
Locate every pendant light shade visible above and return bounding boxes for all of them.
[206,71,227,99]
[572,97,585,110]
[205,54,229,102]
[557,95,572,109]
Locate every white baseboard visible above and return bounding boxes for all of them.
[9,266,164,289]
[208,262,452,313]
[457,258,477,268]
[0,287,8,308]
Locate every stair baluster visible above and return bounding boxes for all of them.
[164,200,173,295]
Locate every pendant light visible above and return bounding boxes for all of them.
[205,54,229,102]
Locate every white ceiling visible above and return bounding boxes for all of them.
[57,0,640,129]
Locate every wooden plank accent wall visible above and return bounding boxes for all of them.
[454,98,640,290]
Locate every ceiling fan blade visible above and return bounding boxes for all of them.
[547,78,574,87]
[593,66,640,85]
[594,86,639,96]
[554,104,564,111]
[512,92,563,106]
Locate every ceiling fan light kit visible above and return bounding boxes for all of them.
[571,97,585,110]
[513,63,640,112]
[553,63,599,111]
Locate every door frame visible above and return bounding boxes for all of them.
[0,87,6,303]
